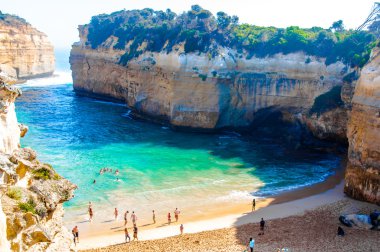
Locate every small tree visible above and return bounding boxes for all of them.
[216,11,231,29]
[330,20,344,32]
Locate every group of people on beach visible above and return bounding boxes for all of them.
[75,202,183,245]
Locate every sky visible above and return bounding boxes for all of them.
[0,0,376,49]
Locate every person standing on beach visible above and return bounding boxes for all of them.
[259,218,265,235]
[89,206,93,222]
[133,224,138,241]
[252,198,256,211]
[248,237,255,252]
[180,224,184,235]
[168,212,171,225]
[72,226,79,245]
[114,207,118,221]
[124,227,131,242]
[131,211,137,224]
[174,208,180,222]
[152,210,156,224]
[124,210,129,226]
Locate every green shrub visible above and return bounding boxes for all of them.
[32,167,52,180]
[84,6,376,68]
[199,74,207,81]
[35,206,47,218]
[18,198,36,214]
[6,187,22,200]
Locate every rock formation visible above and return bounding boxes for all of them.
[0,12,55,80]
[0,75,76,251]
[70,45,348,131]
[345,48,380,205]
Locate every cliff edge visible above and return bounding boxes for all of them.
[0,11,55,80]
[345,47,380,204]
[0,76,76,251]
[70,7,375,135]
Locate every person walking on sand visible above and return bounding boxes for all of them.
[131,211,137,224]
[89,206,93,222]
[114,207,118,220]
[124,210,129,226]
[168,212,171,225]
[174,208,180,222]
[180,224,184,235]
[248,237,255,252]
[133,224,138,241]
[72,226,79,245]
[259,218,265,235]
[152,210,156,224]
[252,198,256,211]
[124,227,131,242]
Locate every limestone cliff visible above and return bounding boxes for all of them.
[0,75,76,251]
[0,12,54,80]
[344,48,380,205]
[70,45,348,130]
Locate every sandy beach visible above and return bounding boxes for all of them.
[82,196,380,252]
[69,165,378,251]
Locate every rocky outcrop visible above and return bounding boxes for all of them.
[0,12,54,80]
[344,48,380,205]
[70,44,348,130]
[0,75,76,251]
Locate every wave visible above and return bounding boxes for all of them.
[216,190,255,202]
[20,71,72,87]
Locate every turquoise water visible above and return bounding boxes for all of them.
[15,79,340,223]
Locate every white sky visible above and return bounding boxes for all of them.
[0,0,376,49]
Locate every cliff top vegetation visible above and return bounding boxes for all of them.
[0,11,29,26]
[82,5,377,67]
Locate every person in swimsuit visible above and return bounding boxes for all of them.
[180,224,184,235]
[133,224,138,241]
[124,210,129,226]
[114,207,118,220]
[174,208,180,222]
[89,207,93,222]
[72,226,79,245]
[131,211,137,224]
[168,212,171,225]
[252,198,256,211]
[124,227,130,242]
[152,210,156,224]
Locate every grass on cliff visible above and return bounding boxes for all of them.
[32,164,60,180]
[6,187,22,200]
[18,198,36,214]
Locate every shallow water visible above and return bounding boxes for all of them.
[15,74,340,224]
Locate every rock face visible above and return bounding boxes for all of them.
[0,75,76,251]
[344,48,380,205]
[0,12,54,80]
[70,44,348,130]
